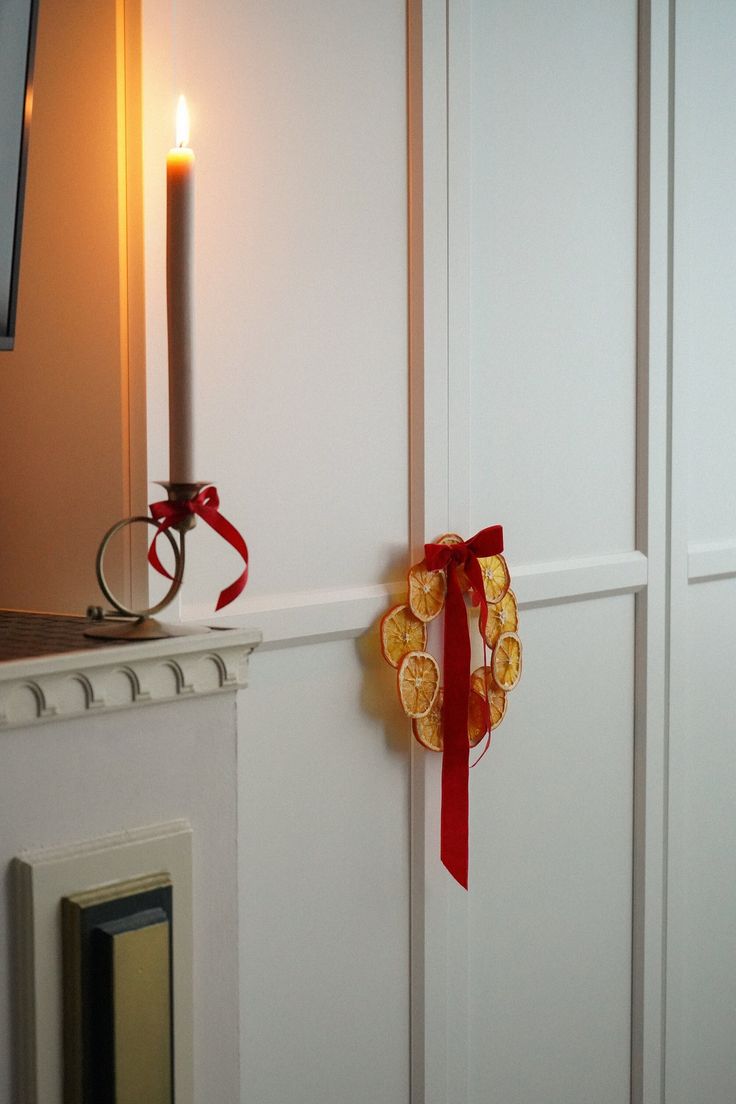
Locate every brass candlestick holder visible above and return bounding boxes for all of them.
[85,482,211,641]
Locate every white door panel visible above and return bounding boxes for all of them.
[410,1,736,1102]
[468,0,638,564]
[469,596,634,1104]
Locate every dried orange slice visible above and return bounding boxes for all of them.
[398,651,440,718]
[489,687,507,728]
[412,687,490,750]
[491,632,522,692]
[468,689,488,747]
[483,588,518,648]
[471,666,508,729]
[470,665,492,698]
[380,604,427,668]
[478,554,510,604]
[413,690,443,751]
[408,561,446,622]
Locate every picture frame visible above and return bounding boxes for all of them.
[0,0,39,351]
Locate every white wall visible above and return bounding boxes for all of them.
[140,2,411,1102]
[668,3,736,1102]
[132,2,736,1102]
[239,640,410,1104]
[431,3,639,1101]
[431,3,736,1103]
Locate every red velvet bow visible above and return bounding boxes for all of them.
[424,525,504,889]
[148,485,249,611]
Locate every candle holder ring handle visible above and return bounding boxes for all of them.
[95,515,185,619]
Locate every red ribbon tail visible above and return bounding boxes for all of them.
[197,503,249,611]
[440,563,470,890]
[470,730,492,768]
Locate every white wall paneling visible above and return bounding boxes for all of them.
[411,3,665,1103]
[632,2,673,1102]
[139,3,413,1102]
[466,1,639,1100]
[665,582,736,1104]
[238,638,410,1104]
[180,552,646,649]
[128,2,735,1101]
[687,539,736,584]
[408,3,464,1101]
[469,595,635,1104]
[673,0,736,549]
[143,0,410,610]
[667,3,736,1102]
[467,1,638,564]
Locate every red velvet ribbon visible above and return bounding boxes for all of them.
[148,485,249,611]
[424,525,504,888]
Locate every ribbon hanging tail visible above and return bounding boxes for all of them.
[440,563,471,890]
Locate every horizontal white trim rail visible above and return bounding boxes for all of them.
[514,550,648,608]
[183,551,649,648]
[687,539,736,583]
[184,583,405,650]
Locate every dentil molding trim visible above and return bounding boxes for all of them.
[0,627,261,731]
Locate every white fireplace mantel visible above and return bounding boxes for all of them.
[0,611,261,1102]
[0,614,261,730]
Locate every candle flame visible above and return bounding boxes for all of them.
[176,94,190,147]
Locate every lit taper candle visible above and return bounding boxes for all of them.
[166,94,195,483]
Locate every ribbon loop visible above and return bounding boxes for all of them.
[147,485,249,611]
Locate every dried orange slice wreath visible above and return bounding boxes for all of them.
[382,534,523,751]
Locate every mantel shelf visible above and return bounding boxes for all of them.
[0,612,261,731]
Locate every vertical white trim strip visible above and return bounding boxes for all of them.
[407,6,427,1097]
[409,5,451,1104]
[631,2,673,1102]
[444,6,472,1102]
[667,0,695,1098]
[409,4,473,1103]
[447,0,472,538]
[418,1,451,548]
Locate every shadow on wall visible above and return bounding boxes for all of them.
[356,547,413,757]
[356,616,410,758]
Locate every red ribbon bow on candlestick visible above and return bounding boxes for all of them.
[148,485,249,611]
[424,524,504,889]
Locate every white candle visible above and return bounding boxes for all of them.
[166,94,195,483]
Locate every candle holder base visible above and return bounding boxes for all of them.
[84,616,209,642]
[84,481,209,641]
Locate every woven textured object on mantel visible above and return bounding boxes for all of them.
[0,611,119,663]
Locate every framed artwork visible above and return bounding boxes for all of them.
[0,0,39,350]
